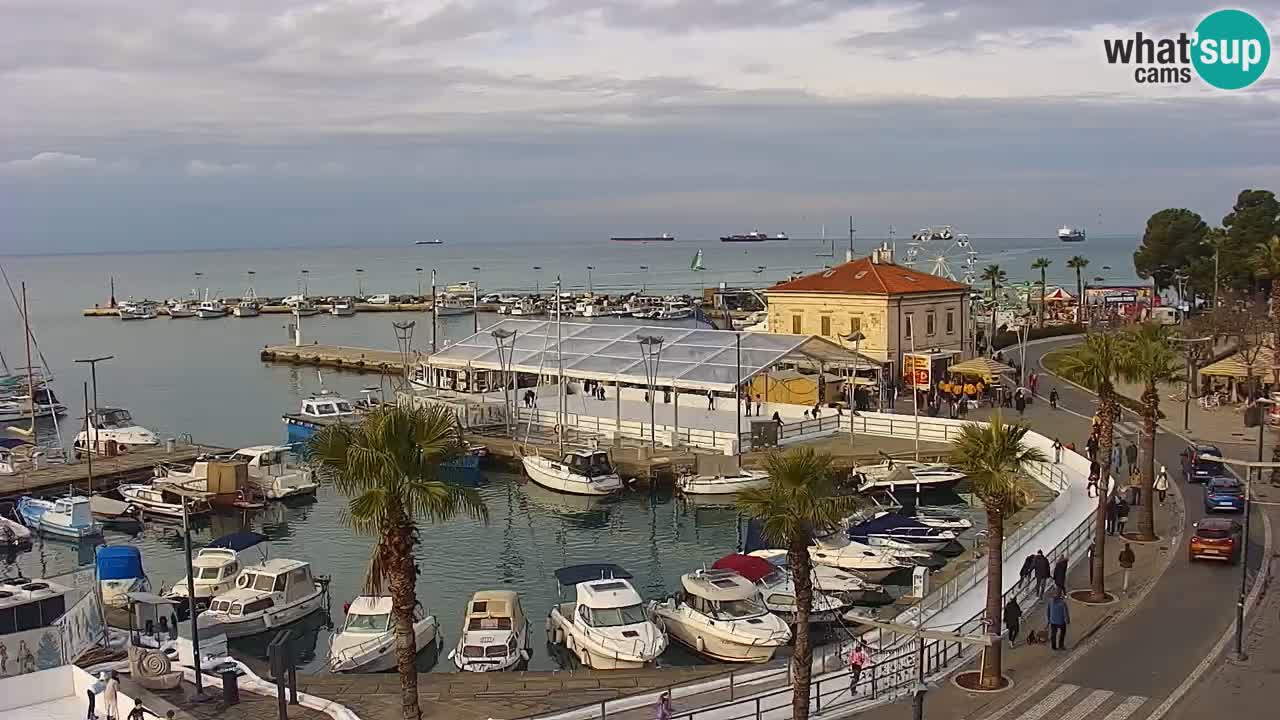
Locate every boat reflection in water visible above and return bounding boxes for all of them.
[228,603,333,668]
[518,478,617,529]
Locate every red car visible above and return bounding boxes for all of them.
[1188,518,1244,564]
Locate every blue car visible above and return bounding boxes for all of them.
[1203,477,1245,513]
[1184,444,1225,484]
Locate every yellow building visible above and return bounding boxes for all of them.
[765,248,972,375]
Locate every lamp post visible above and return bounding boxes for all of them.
[637,335,665,450]
[586,266,594,296]
[472,266,481,334]
[181,496,207,702]
[300,269,310,297]
[74,355,113,456]
[416,268,424,298]
[355,268,364,298]
[639,265,649,294]
[843,331,865,448]
[492,328,517,437]
[533,266,543,297]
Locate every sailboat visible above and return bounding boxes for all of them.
[690,249,704,272]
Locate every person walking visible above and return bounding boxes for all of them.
[1117,497,1131,536]
[1029,370,1039,396]
[1119,543,1136,593]
[1004,596,1023,645]
[656,693,672,720]
[1052,437,1063,464]
[103,672,119,720]
[1049,387,1060,409]
[1047,591,1071,650]
[847,642,870,693]
[1015,388,1027,416]
[86,688,96,720]
[1111,444,1123,477]
[706,390,715,410]
[1019,553,1037,588]
[1033,550,1051,595]
[1052,555,1068,593]
[1125,441,1138,474]
[1155,465,1170,504]
[1105,495,1119,535]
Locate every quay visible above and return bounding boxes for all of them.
[260,343,406,374]
[0,442,220,500]
[83,302,434,317]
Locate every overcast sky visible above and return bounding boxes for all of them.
[2,1,1277,254]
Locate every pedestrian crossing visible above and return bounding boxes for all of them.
[988,684,1151,720]
[1113,421,1140,438]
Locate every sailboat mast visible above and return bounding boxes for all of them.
[556,276,565,456]
[22,283,37,446]
[847,215,855,262]
[431,269,438,353]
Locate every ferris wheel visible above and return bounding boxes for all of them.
[902,225,980,284]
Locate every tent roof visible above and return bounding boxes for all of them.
[425,320,865,392]
[1199,348,1275,378]
[946,357,1015,381]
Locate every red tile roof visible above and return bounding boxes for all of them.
[767,257,970,295]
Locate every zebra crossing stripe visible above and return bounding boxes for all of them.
[1059,690,1113,720]
[1101,696,1147,720]
[1013,684,1080,720]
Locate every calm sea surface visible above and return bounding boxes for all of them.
[0,235,1137,671]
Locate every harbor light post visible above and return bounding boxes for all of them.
[300,269,310,297]
[639,266,649,294]
[415,268,424,298]
[586,266,594,296]
[472,266,481,334]
[75,355,113,456]
[181,496,208,702]
[533,266,543,297]
[492,328,517,437]
[843,331,865,448]
[355,268,364,298]
[637,335,665,450]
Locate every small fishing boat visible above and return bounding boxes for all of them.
[522,449,623,496]
[650,569,791,663]
[0,514,33,546]
[118,483,213,520]
[73,407,159,457]
[655,303,693,321]
[17,496,103,539]
[806,533,910,583]
[711,554,847,624]
[153,458,265,509]
[676,467,769,496]
[292,299,322,317]
[195,291,226,319]
[330,298,357,317]
[233,301,260,318]
[450,590,532,672]
[203,558,328,638]
[434,294,475,317]
[227,446,319,500]
[328,596,441,673]
[849,460,966,496]
[167,301,196,318]
[909,506,974,530]
[747,550,893,607]
[89,495,142,528]
[282,393,357,445]
[118,301,158,320]
[546,564,667,669]
[166,531,265,615]
[97,545,150,609]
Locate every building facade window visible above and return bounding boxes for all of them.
[792,315,803,334]
[904,313,914,341]
[820,316,831,336]
[849,315,862,333]
[946,309,955,334]
[926,311,936,336]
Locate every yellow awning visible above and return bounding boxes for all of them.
[1199,349,1276,378]
[946,357,1016,381]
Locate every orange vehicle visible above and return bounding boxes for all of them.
[1188,518,1244,564]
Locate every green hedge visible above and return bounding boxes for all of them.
[991,323,1085,350]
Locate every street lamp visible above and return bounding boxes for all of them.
[533,266,543,297]
[842,331,865,448]
[637,335,665,450]
[639,266,649,294]
[472,266,481,333]
[415,268,424,298]
[491,328,517,437]
[355,268,365,297]
[586,266,595,296]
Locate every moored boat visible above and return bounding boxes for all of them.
[227,445,319,500]
[546,564,666,669]
[118,483,213,520]
[0,514,33,546]
[17,496,102,539]
[650,569,790,663]
[330,298,357,316]
[329,596,441,673]
[522,449,623,496]
[96,545,150,609]
[677,467,769,496]
[73,406,159,457]
[849,460,965,496]
[166,530,266,615]
[450,590,532,672]
[711,554,847,624]
[202,558,328,638]
[849,513,959,553]
[746,549,893,607]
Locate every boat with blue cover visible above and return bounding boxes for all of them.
[97,545,150,608]
[848,512,959,553]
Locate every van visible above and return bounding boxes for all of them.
[367,294,392,305]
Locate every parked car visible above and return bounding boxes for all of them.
[367,294,392,305]
[1203,477,1245,513]
[1188,518,1243,564]
[1182,444,1225,484]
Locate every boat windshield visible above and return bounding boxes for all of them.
[197,567,221,580]
[712,597,766,620]
[344,613,390,632]
[568,453,614,478]
[99,409,133,427]
[254,574,282,592]
[586,604,648,627]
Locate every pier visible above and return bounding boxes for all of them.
[83,302,434,317]
[0,442,221,500]
[259,343,407,374]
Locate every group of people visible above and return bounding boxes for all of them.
[1011,550,1075,650]
[85,672,174,720]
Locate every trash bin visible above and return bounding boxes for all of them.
[221,668,240,705]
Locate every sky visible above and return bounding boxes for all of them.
[1,1,1278,254]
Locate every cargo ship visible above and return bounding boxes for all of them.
[720,231,787,242]
[1057,226,1086,242]
[611,234,675,242]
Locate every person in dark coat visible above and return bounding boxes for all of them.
[1015,389,1027,416]
[1125,441,1139,473]
[1049,387,1060,409]
[1117,497,1131,536]
[1004,596,1023,645]
[1019,554,1037,587]
[1032,550,1051,595]
[1105,495,1120,535]
[1052,556,1068,593]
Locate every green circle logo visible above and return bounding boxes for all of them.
[1192,9,1270,90]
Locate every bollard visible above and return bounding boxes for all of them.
[221,668,240,705]
[166,438,175,454]
[288,665,299,705]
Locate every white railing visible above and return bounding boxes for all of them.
[516,408,741,454]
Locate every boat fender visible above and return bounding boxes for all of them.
[565,634,575,652]
[695,636,705,653]
[579,648,590,667]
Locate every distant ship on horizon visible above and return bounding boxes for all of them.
[611,233,675,242]
[721,231,788,242]
[1058,226,1086,242]
[415,238,444,245]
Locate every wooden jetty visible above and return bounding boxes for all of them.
[0,442,222,500]
[260,343,406,374]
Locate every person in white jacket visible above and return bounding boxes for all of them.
[103,672,119,720]
[1154,465,1170,505]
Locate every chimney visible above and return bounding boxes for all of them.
[870,243,895,265]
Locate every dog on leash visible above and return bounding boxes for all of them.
[1025,629,1048,645]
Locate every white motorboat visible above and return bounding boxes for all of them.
[655,304,693,321]
[435,294,475,316]
[711,554,847,624]
[1058,225,1086,242]
[807,533,909,583]
[166,531,266,614]
[227,446,319,500]
[522,449,623,496]
[0,439,38,474]
[233,301,260,317]
[167,301,196,318]
[451,590,532,672]
[203,558,327,638]
[911,507,973,530]
[195,291,226,318]
[746,550,893,607]
[118,301,158,320]
[0,515,33,546]
[509,298,544,317]
[650,569,791,663]
[0,394,66,422]
[330,298,357,317]
[676,468,769,496]
[118,483,212,520]
[73,407,159,457]
[293,300,322,317]
[329,596,441,673]
[16,496,102,539]
[546,564,666,669]
[850,460,966,496]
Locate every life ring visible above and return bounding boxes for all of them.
[237,574,251,589]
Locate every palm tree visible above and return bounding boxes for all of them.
[737,449,860,720]
[1249,235,1280,483]
[1117,324,1182,540]
[980,265,1007,353]
[1031,258,1052,328]
[1067,256,1089,322]
[309,405,488,720]
[1055,332,1124,601]
[950,415,1047,688]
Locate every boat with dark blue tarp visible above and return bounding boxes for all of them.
[848,513,958,553]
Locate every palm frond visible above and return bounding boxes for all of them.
[950,414,1048,515]
[737,448,862,548]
